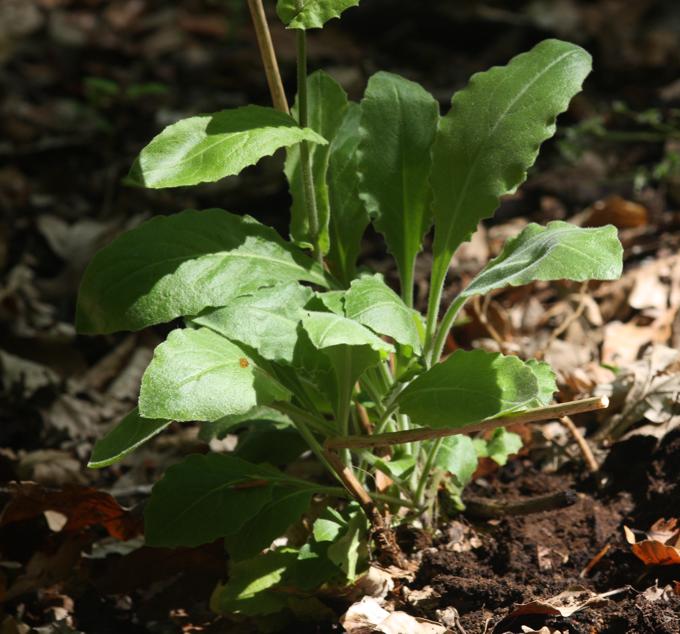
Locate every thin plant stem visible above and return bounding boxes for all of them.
[295,30,322,264]
[400,260,415,309]
[325,395,610,449]
[414,437,442,505]
[247,0,289,113]
[273,402,335,436]
[429,294,466,365]
[423,256,449,365]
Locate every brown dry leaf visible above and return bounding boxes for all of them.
[585,194,648,229]
[507,586,610,618]
[624,518,680,566]
[0,482,142,541]
[601,321,655,366]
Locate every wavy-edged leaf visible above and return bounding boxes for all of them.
[76,209,326,335]
[139,328,290,422]
[193,282,313,364]
[88,408,171,468]
[327,103,369,285]
[286,71,348,253]
[344,274,421,352]
[276,0,359,29]
[430,40,592,296]
[144,453,282,547]
[398,349,538,429]
[461,221,622,299]
[434,435,477,487]
[526,359,557,407]
[128,105,326,188]
[358,72,438,298]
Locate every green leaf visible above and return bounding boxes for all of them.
[128,105,326,188]
[326,510,368,580]
[327,104,369,285]
[434,435,477,487]
[430,40,592,298]
[199,406,291,441]
[276,0,359,29]
[526,359,557,407]
[358,72,439,298]
[193,283,313,364]
[211,550,298,616]
[475,428,523,466]
[461,221,623,299]
[76,209,326,335]
[301,311,393,354]
[286,71,349,254]
[235,427,307,466]
[226,488,313,562]
[344,275,422,353]
[139,328,290,422]
[88,408,171,469]
[397,349,539,429]
[144,453,280,547]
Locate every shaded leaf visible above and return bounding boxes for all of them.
[398,349,538,429]
[286,71,348,253]
[76,209,326,334]
[128,105,326,188]
[199,406,291,441]
[358,72,438,298]
[139,328,290,422]
[88,408,171,468]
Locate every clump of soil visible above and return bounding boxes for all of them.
[403,430,680,633]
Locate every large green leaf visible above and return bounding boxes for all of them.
[398,349,538,429]
[429,40,592,302]
[139,328,290,422]
[461,221,623,299]
[344,275,421,353]
[301,311,393,354]
[358,72,439,300]
[144,453,282,547]
[76,209,326,335]
[276,0,359,29]
[88,408,171,468]
[225,488,313,561]
[327,104,369,285]
[286,71,348,254]
[193,283,313,364]
[128,105,326,188]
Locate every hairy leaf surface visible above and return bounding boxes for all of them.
[76,209,326,334]
[139,328,290,422]
[358,72,438,297]
[128,105,326,188]
[193,283,313,364]
[430,40,592,298]
[286,71,348,253]
[461,221,622,299]
[276,0,359,29]
[88,408,171,468]
[398,349,538,428]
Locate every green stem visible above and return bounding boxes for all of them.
[400,260,415,308]
[414,437,442,505]
[423,255,448,366]
[296,30,322,264]
[429,294,466,365]
[273,402,335,437]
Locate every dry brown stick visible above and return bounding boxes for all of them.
[464,489,577,519]
[325,396,609,450]
[247,0,289,114]
[560,415,599,473]
[323,449,407,568]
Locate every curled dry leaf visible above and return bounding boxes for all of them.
[506,586,611,618]
[624,518,680,566]
[0,482,142,540]
[341,597,447,634]
[584,194,648,229]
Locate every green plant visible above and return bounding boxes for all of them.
[77,0,622,621]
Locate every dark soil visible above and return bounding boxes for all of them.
[404,430,680,633]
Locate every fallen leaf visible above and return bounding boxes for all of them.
[624,518,680,565]
[585,194,648,229]
[0,482,142,541]
[506,586,611,618]
[341,597,447,634]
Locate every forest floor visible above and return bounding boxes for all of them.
[2,1,680,632]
